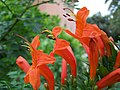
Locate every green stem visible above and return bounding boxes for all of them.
[71,75,77,90]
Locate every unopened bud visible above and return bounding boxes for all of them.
[44,83,49,90]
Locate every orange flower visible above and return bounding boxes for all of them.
[52,38,77,77]
[66,24,102,79]
[51,27,77,77]
[64,7,89,37]
[95,36,105,57]
[16,35,55,90]
[61,59,67,84]
[114,51,120,69]
[16,56,30,73]
[75,7,89,37]
[64,7,112,79]
[52,26,62,38]
[89,38,99,80]
[100,30,112,57]
[96,68,120,89]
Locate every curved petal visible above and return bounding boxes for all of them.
[89,38,99,80]
[76,7,89,24]
[24,68,40,90]
[16,56,30,73]
[31,50,44,67]
[38,65,55,90]
[96,68,120,89]
[52,26,62,38]
[79,37,90,47]
[96,36,105,57]
[75,22,84,37]
[114,51,120,69]
[100,30,111,57]
[82,24,101,37]
[79,37,90,55]
[31,35,40,49]
[75,7,89,36]
[37,53,56,67]
[53,39,77,77]
[53,38,70,51]
[61,59,67,84]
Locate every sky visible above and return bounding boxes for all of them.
[74,0,112,16]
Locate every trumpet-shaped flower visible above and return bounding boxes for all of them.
[64,7,89,37]
[66,24,102,79]
[16,35,55,90]
[51,26,77,77]
[64,7,112,79]
[96,68,120,89]
[52,38,77,77]
[16,56,30,73]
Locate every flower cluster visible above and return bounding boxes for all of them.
[16,7,120,90]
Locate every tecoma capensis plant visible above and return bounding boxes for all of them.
[16,7,120,90]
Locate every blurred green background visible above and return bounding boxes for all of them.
[0,0,120,90]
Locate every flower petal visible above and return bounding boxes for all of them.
[38,65,55,90]
[52,26,62,38]
[114,51,120,69]
[53,38,77,77]
[100,30,111,57]
[61,59,67,84]
[24,68,40,90]
[76,7,89,24]
[65,29,80,40]
[95,36,105,57]
[96,68,120,89]
[75,7,89,36]
[16,56,30,73]
[37,53,56,67]
[53,38,70,51]
[31,35,40,49]
[82,24,101,37]
[89,38,99,80]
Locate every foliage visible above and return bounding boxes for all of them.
[106,0,120,41]
[1,0,120,90]
[0,0,60,89]
[88,0,120,41]
[0,0,82,89]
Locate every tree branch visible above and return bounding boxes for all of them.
[0,0,56,42]
[0,0,14,15]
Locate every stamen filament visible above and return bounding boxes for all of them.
[21,45,31,49]
[16,34,30,44]
[63,8,76,17]
[41,29,52,34]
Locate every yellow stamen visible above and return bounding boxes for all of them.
[41,29,52,34]
[21,45,30,49]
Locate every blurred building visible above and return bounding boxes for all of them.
[33,0,78,32]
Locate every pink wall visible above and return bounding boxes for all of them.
[33,0,76,33]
